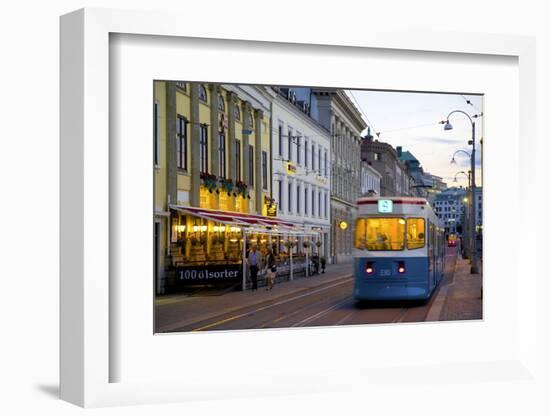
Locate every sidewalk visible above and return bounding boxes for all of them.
[438,254,483,321]
[155,262,354,332]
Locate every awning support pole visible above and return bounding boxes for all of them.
[290,240,293,281]
[242,230,247,291]
[305,239,309,278]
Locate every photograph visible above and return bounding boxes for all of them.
[153,82,483,333]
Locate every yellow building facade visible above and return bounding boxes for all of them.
[154,81,272,294]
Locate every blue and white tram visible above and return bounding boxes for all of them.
[353,197,445,301]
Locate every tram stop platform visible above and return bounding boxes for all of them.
[427,254,483,322]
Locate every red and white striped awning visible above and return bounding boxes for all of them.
[169,205,319,236]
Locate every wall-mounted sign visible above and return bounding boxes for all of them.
[378,199,393,213]
[177,265,241,283]
[286,163,297,174]
[266,203,277,217]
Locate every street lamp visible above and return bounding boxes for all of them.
[450,149,471,165]
[442,110,482,274]
[453,170,469,184]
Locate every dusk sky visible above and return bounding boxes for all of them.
[346,90,483,189]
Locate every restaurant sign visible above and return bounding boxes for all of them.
[177,264,242,283]
[266,203,277,217]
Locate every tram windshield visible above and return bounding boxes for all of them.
[355,218,405,251]
[355,217,425,250]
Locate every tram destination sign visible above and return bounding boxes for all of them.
[378,199,393,213]
[177,264,242,283]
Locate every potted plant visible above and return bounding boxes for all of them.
[302,241,310,248]
[200,172,218,193]
[235,180,249,198]
[220,178,234,196]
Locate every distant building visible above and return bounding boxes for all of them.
[433,187,467,235]
[360,161,382,196]
[361,136,410,197]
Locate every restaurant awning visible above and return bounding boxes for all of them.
[169,205,320,236]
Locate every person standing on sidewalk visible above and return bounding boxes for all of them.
[264,248,276,290]
[247,245,260,291]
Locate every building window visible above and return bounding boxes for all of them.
[278,124,283,156]
[305,139,309,169]
[234,104,241,121]
[288,127,293,162]
[199,124,208,173]
[218,132,226,177]
[288,182,293,213]
[324,193,328,218]
[305,187,309,215]
[248,145,254,186]
[296,134,301,165]
[176,81,186,90]
[199,84,208,102]
[318,191,322,217]
[262,151,268,190]
[374,152,381,161]
[278,180,283,210]
[312,143,316,171]
[176,115,187,170]
[318,147,322,174]
[312,189,316,216]
[296,184,301,214]
[235,140,241,180]
[217,94,225,112]
[324,151,328,177]
[153,101,160,166]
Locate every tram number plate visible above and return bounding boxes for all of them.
[380,269,391,276]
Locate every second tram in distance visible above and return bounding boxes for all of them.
[353,197,446,301]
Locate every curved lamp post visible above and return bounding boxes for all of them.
[453,170,470,184]
[442,110,481,274]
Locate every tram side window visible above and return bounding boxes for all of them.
[406,218,425,249]
[355,218,367,249]
[365,218,405,251]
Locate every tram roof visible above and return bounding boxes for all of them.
[356,196,429,206]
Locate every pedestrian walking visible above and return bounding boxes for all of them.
[247,245,261,291]
[264,248,276,290]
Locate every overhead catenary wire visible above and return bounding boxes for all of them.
[346,90,382,139]
[460,94,481,113]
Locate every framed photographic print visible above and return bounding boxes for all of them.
[60,7,539,409]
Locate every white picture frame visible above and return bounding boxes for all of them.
[60,8,540,408]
